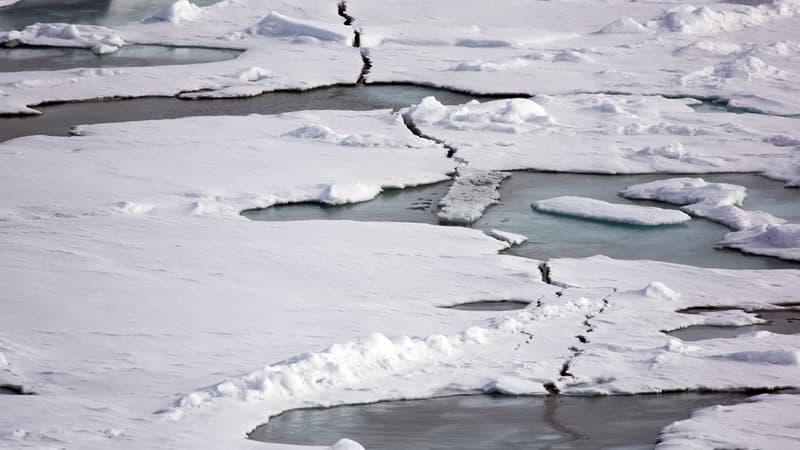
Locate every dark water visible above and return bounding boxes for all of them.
[668,309,800,341]
[0,0,220,30]
[250,393,750,450]
[0,45,241,72]
[444,300,531,311]
[483,172,800,270]
[0,84,504,142]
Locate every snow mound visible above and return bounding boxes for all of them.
[330,439,366,450]
[651,1,800,34]
[642,281,681,301]
[656,394,800,450]
[682,56,788,86]
[620,177,783,231]
[674,40,743,57]
[318,183,382,205]
[720,223,800,261]
[407,97,551,134]
[487,229,527,246]
[250,11,352,44]
[531,196,692,226]
[236,67,274,82]
[437,169,510,225]
[285,124,407,148]
[597,17,649,34]
[147,0,203,24]
[0,23,125,54]
[450,58,530,72]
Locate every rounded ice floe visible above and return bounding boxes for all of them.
[531,196,692,226]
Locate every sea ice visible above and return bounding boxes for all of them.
[531,196,692,226]
[436,168,510,225]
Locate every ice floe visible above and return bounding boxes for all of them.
[720,223,800,261]
[531,196,692,226]
[436,168,509,225]
[656,393,800,450]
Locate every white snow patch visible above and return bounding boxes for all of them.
[656,394,800,450]
[236,67,274,82]
[407,96,552,134]
[620,177,784,231]
[318,184,382,205]
[487,229,527,246]
[720,223,800,261]
[249,11,352,45]
[437,169,510,225]
[532,196,691,226]
[597,17,650,34]
[147,0,203,24]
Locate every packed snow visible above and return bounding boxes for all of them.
[350,0,800,114]
[531,196,692,226]
[2,1,800,449]
[405,96,800,186]
[436,168,509,225]
[656,394,800,450]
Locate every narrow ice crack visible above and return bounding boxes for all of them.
[337,1,372,84]
[556,289,616,387]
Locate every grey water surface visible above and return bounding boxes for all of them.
[0,0,220,30]
[250,393,751,450]
[668,308,800,341]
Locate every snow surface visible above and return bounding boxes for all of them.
[436,168,509,225]
[531,196,692,226]
[350,0,800,114]
[487,229,527,246]
[0,0,361,114]
[656,394,800,450]
[405,96,800,186]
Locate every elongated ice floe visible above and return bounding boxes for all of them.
[487,229,527,246]
[437,168,510,225]
[620,177,786,230]
[720,224,800,261]
[532,196,691,226]
[656,394,800,450]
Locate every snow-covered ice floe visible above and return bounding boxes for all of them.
[621,177,799,260]
[436,168,509,225]
[487,229,527,246]
[532,196,692,226]
[656,393,800,450]
[0,0,362,114]
[404,95,800,186]
[350,0,800,114]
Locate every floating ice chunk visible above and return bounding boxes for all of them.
[147,0,203,24]
[596,17,649,34]
[657,394,800,450]
[487,229,527,246]
[532,196,691,226]
[250,11,352,45]
[720,223,800,261]
[0,23,124,54]
[318,183,382,205]
[330,439,366,450]
[620,177,785,230]
[437,169,510,225]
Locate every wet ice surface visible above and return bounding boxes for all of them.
[0,0,220,30]
[480,172,800,270]
[0,45,241,72]
[0,84,506,142]
[250,393,749,450]
[443,300,530,311]
[668,309,800,342]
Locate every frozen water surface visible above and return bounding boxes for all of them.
[0,45,241,72]
[250,393,750,450]
[0,0,220,30]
